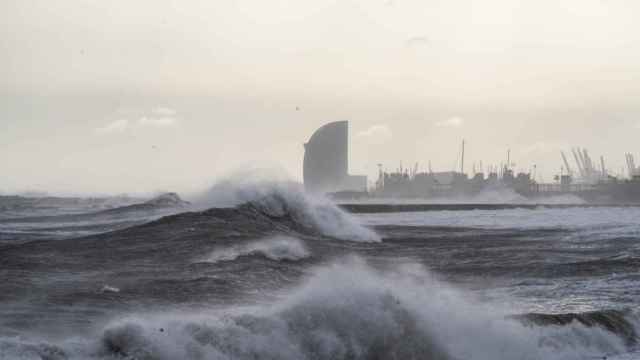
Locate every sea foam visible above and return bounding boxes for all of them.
[202,236,311,263]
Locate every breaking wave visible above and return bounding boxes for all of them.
[94,261,639,360]
[193,175,380,242]
[200,236,311,263]
[3,259,636,360]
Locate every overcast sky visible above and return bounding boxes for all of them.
[2,0,640,195]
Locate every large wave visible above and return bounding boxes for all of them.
[4,259,636,360]
[93,260,638,360]
[192,174,380,242]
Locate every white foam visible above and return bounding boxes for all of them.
[36,258,631,360]
[99,285,120,294]
[202,236,311,263]
[193,172,380,242]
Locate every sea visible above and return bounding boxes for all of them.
[0,183,638,360]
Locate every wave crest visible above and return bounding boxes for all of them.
[201,236,311,263]
[195,177,380,242]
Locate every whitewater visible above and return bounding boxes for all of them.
[0,184,639,359]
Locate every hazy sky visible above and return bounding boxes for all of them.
[2,0,640,194]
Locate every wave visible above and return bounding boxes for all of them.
[0,192,189,224]
[193,176,380,242]
[3,259,635,360]
[0,194,140,218]
[200,236,311,263]
[516,310,638,347]
[94,260,638,360]
[95,192,190,215]
[0,190,373,274]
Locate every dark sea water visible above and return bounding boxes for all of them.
[0,187,639,360]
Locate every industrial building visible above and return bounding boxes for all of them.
[303,121,640,203]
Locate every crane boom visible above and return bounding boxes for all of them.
[572,148,585,179]
[578,148,588,177]
[561,151,573,176]
[583,149,593,177]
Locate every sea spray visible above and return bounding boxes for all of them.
[193,174,380,242]
[80,259,634,360]
[0,258,634,359]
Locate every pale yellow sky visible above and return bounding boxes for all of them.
[2,0,640,194]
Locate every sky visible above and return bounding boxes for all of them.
[2,0,640,195]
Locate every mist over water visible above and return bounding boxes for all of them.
[360,205,640,234]
[342,187,587,205]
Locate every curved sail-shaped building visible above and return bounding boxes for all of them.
[303,121,367,193]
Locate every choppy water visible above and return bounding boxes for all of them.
[0,186,639,359]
